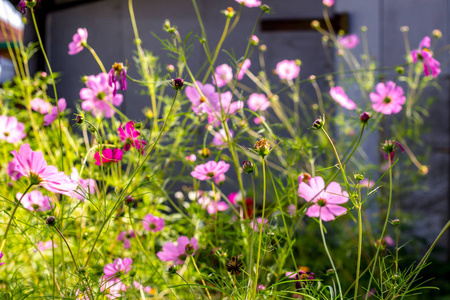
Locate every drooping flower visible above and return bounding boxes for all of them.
[323,0,334,7]
[157,236,199,265]
[276,60,300,80]
[30,98,52,114]
[298,176,349,221]
[94,148,123,166]
[213,64,233,88]
[103,258,133,279]
[108,62,127,96]
[329,87,357,110]
[117,231,136,249]
[80,73,123,118]
[70,168,96,202]
[118,121,147,152]
[0,116,26,144]
[44,98,67,126]
[250,217,268,232]
[191,160,230,181]
[17,190,52,212]
[212,128,233,148]
[411,36,441,78]
[381,140,404,163]
[370,81,406,115]
[143,214,165,232]
[295,270,316,289]
[337,34,359,49]
[236,59,251,80]
[248,93,270,112]
[68,28,88,55]
[235,0,261,7]
[11,144,76,195]
[35,240,57,252]
[197,191,229,215]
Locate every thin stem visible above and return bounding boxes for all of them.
[321,127,350,190]
[174,272,197,299]
[354,204,363,299]
[84,43,106,73]
[191,256,212,300]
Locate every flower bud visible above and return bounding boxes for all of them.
[172,78,184,90]
[311,20,321,29]
[198,148,210,159]
[124,195,134,206]
[259,44,267,52]
[359,112,370,123]
[242,161,255,174]
[166,64,175,73]
[361,26,368,32]
[261,5,271,13]
[354,173,364,182]
[46,216,56,226]
[432,29,442,39]
[396,66,405,74]
[400,26,409,32]
[250,35,259,46]
[391,219,401,226]
[326,268,335,276]
[75,114,85,124]
[312,116,325,130]
[168,265,178,274]
[185,244,195,255]
[222,7,236,18]
[254,139,270,157]
[133,122,143,130]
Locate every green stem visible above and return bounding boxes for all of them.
[191,256,212,300]
[354,205,363,299]
[84,43,106,73]
[321,127,349,190]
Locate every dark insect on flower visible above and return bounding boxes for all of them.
[226,256,243,276]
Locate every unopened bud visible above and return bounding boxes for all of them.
[198,148,210,159]
[75,114,85,124]
[242,161,254,174]
[259,44,267,52]
[260,5,271,13]
[396,66,404,74]
[354,173,364,182]
[432,29,442,39]
[391,219,401,226]
[172,78,184,90]
[312,116,325,130]
[166,64,175,73]
[46,216,56,226]
[359,112,370,123]
[124,195,134,206]
[250,35,259,46]
[311,20,320,29]
[168,265,178,274]
[400,26,409,33]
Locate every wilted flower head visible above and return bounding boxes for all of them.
[276,60,300,80]
[17,190,52,212]
[108,62,127,96]
[143,214,165,232]
[0,116,26,144]
[191,160,230,181]
[157,236,199,265]
[44,98,67,126]
[103,257,133,279]
[172,78,184,90]
[295,270,316,289]
[117,231,136,249]
[226,256,243,275]
[329,87,357,110]
[254,138,270,157]
[68,28,88,55]
[213,64,233,88]
[370,81,405,115]
[30,98,52,114]
[381,140,404,163]
[338,34,359,49]
[411,36,441,77]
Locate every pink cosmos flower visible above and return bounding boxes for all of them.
[157,236,198,265]
[44,98,66,126]
[0,252,4,266]
[254,116,266,124]
[34,240,57,252]
[7,158,22,181]
[235,0,261,7]
[0,116,26,144]
[80,73,123,118]
[329,86,357,110]
[186,154,197,162]
[108,63,127,96]
[323,0,334,7]
[248,93,270,111]
[191,160,230,181]
[11,144,76,195]
[30,98,52,114]
[100,276,125,300]
[197,191,229,214]
[298,176,349,222]
[411,36,441,78]
[118,121,147,152]
[258,284,266,290]
[236,59,251,80]
[94,148,123,166]
[68,28,88,55]
[276,60,300,80]
[370,81,405,114]
[185,82,217,115]
[117,231,136,249]
[213,64,233,88]
[103,257,133,279]
[250,217,268,232]
[17,190,52,212]
[143,214,165,232]
[214,173,226,185]
[359,179,375,189]
[207,91,243,125]
[338,34,359,49]
[70,168,96,202]
[287,204,296,216]
[212,129,233,148]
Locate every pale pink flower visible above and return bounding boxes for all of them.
[254,116,266,124]
[11,144,76,195]
[0,116,26,143]
[323,0,334,7]
[207,91,243,125]
[30,98,52,114]
[236,59,251,80]
[80,73,123,118]
[100,276,125,300]
[359,179,375,189]
[103,258,133,278]
[298,176,349,222]
[276,60,300,80]
[118,121,147,152]
[287,204,296,216]
[411,36,441,77]
[213,64,233,88]
[117,231,136,249]
[17,190,52,212]
[250,217,268,232]
[338,34,359,49]
[384,236,395,246]
[258,284,266,290]
[143,214,165,232]
[157,236,199,265]
[191,160,230,181]
[70,168,96,202]
[68,28,88,55]
[212,129,233,148]
[214,173,226,185]
[329,86,357,110]
[370,81,405,114]
[94,148,123,166]
[248,93,270,111]
[185,82,217,115]
[44,98,66,126]
[186,154,197,162]
[197,192,229,214]
[34,240,57,252]
[235,0,261,7]
[132,281,154,295]
[7,158,22,181]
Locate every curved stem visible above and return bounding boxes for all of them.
[84,43,106,73]
[174,272,197,299]
[191,256,212,300]
[321,127,350,190]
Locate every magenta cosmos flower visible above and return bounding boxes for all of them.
[411,36,441,78]
[117,230,136,249]
[44,98,66,126]
[11,144,76,195]
[191,160,230,181]
[276,60,300,80]
[70,168,96,202]
[157,236,198,265]
[30,98,52,114]
[104,257,133,279]
[118,121,147,152]
[248,93,270,111]
[370,81,405,114]
[80,73,123,118]
[338,34,359,49]
[329,86,357,110]
[235,0,261,7]
[213,64,233,88]
[143,214,165,232]
[94,148,123,166]
[68,28,88,55]
[298,176,348,221]
[16,190,52,212]
[236,59,251,80]
[0,116,26,144]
